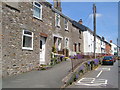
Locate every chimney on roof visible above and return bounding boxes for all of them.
[54,0,62,12]
[110,40,112,43]
[102,37,105,41]
[79,19,83,24]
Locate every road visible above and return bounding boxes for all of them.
[68,60,118,88]
[2,60,71,88]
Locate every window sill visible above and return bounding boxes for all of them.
[33,16,43,22]
[79,37,82,39]
[22,47,33,51]
[65,29,69,32]
[55,25,61,28]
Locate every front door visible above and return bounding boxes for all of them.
[40,37,46,64]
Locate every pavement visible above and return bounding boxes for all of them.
[68,60,118,88]
[2,59,71,88]
[118,60,120,89]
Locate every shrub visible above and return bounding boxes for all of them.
[94,59,99,65]
[52,46,57,53]
[50,57,57,65]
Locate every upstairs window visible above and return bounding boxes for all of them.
[64,19,68,30]
[22,30,33,50]
[33,2,42,20]
[55,13,60,27]
[79,30,82,39]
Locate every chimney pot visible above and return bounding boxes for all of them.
[110,40,112,43]
[79,19,83,24]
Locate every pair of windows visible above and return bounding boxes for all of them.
[33,2,68,30]
[55,13,68,30]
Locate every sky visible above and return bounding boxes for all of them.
[48,1,118,44]
[61,2,118,44]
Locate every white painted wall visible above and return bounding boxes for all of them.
[96,37,101,54]
[83,30,94,55]
[101,40,106,54]
[83,29,102,55]
[110,42,117,55]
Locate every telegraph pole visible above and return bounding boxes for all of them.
[117,38,118,56]
[93,4,96,59]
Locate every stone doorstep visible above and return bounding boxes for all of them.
[36,65,52,71]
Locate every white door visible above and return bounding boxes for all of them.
[40,37,46,64]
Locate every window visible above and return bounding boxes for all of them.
[114,47,117,51]
[33,2,42,20]
[58,38,62,51]
[54,37,62,51]
[79,30,81,38]
[73,43,77,52]
[40,40,42,49]
[78,43,81,52]
[55,13,60,27]
[64,19,68,30]
[22,30,33,50]
[65,38,69,49]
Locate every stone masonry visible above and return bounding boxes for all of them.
[2,2,53,77]
[2,1,85,77]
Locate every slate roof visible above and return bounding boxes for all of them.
[71,20,87,31]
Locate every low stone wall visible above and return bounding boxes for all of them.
[62,58,102,88]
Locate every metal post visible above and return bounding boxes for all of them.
[71,59,73,72]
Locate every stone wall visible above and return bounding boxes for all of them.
[2,2,53,77]
[52,10,84,56]
[2,1,85,77]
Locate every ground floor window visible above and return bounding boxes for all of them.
[65,38,69,49]
[54,37,62,51]
[22,30,33,50]
[73,43,77,52]
[78,43,81,52]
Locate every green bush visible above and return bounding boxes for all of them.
[52,46,57,53]
[50,57,58,65]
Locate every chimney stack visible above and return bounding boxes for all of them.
[102,37,105,41]
[79,19,83,24]
[54,0,62,12]
[110,40,112,43]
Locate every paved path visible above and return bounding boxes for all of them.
[68,60,118,88]
[2,59,71,88]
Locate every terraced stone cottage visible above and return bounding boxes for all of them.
[1,0,86,77]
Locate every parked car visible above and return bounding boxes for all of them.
[112,56,116,62]
[102,56,114,65]
[118,56,120,60]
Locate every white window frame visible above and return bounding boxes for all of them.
[65,37,69,49]
[64,19,68,30]
[22,30,34,50]
[55,13,60,27]
[57,38,62,51]
[33,2,42,20]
